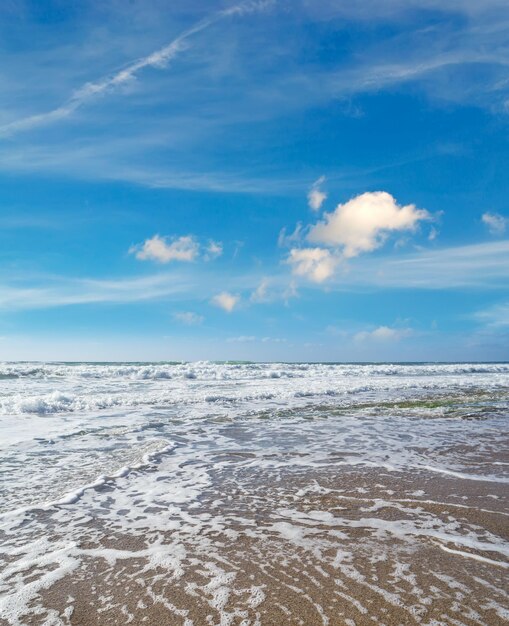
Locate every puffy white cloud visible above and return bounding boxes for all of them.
[307,176,327,211]
[205,240,223,260]
[286,247,337,283]
[130,235,199,263]
[284,192,431,283]
[131,235,225,263]
[211,291,239,312]
[482,212,507,235]
[308,191,430,258]
[173,311,204,325]
[354,326,412,342]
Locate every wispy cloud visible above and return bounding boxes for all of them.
[0,1,271,137]
[482,212,508,235]
[227,335,256,343]
[173,311,204,325]
[354,325,412,342]
[250,277,298,304]
[341,240,509,290]
[307,175,327,211]
[0,142,302,194]
[0,273,192,311]
[1,0,507,195]
[285,239,509,290]
[473,301,509,327]
[227,335,287,343]
[204,240,224,260]
[278,223,303,248]
[250,278,270,302]
[0,239,507,314]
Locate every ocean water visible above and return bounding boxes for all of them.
[1,361,508,624]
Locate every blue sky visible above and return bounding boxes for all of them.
[1,0,509,361]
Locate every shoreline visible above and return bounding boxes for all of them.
[1,362,508,625]
[2,464,508,625]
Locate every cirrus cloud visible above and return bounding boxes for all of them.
[250,278,270,302]
[482,212,507,235]
[173,311,204,325]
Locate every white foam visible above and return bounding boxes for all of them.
[437,544,509,568]
[0,359,508,624]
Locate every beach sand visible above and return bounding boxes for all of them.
[5,463,508,625]
[1,363,508,625]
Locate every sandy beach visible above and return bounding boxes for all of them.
[4,461,509,625]
[3,0,509,621]
[1,362,508,625]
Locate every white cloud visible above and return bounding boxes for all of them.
[173,311,204,325]
[211,291,239,312]
[0,2,268,137]
[130,235,199,263]
[282,280,298,303]
[278,223,303,248]
[204,240,223,260]
[131,235,225,263]
[474,301,509,327]
[232,240,245,259]
[357,239,509,289]
[428,226,438,241]
[286,247,338,283]
[2,239,508,315]
[250,278,270,302]
[308,191,430,258]
[251,277,298,304]
[308,189,327,212]
[354,326,412,342]
[307,176,327,211]
[227,335,287,343]
[227,335,256,343]
[482,212,507,235]
[0,273,191,311]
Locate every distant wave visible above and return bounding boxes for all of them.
[1,361,509,382]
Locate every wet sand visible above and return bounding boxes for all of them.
[3,463,508,626]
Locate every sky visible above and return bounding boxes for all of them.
[0,0,509,362]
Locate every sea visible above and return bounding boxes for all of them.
[0,361,508,625]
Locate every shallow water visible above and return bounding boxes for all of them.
[0,362,508,624]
